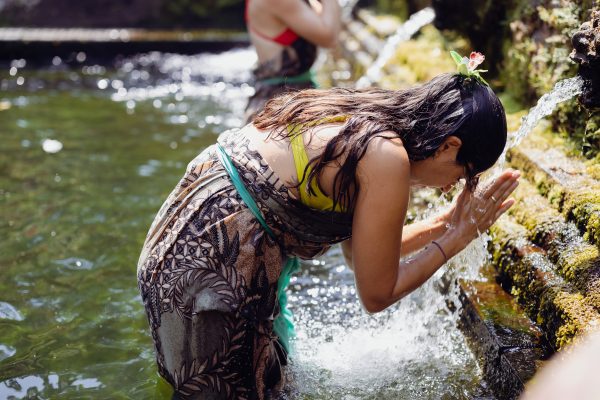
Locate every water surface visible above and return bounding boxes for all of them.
[0,48,482,399]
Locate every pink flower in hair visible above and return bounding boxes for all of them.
[468,52,485,71]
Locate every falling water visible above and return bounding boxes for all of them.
[355,7,436,88]
[509,76,584,149]
[491,76,585,177]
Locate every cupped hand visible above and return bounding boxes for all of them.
[447,169,520,245]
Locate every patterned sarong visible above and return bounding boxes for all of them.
[137,127,352,399]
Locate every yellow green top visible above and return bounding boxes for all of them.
[287,115,348,212]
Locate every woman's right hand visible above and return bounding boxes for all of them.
[446,169,520,248]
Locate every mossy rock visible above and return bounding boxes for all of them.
[506,127,600,247]
[490,218,600,350]
[509,181,600,305]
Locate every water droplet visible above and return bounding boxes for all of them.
[42,139,63,153]
[97,79,109,89]
[111,80,123,89]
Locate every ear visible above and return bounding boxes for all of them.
[435,136,463,157]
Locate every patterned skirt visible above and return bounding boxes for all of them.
[137,128,352,399]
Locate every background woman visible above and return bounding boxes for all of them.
[244,0,341,122]
[137,72,519,399]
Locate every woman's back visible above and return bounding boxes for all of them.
[245,0,340,62]
[244,120,350,206]
[243,0,341,122]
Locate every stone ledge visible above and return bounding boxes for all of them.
[490,218,600,349]
[508,179,600,308]
[458,279,548,400]
[507,133,600,247]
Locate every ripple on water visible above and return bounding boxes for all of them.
[0,301,24,321]
[53,257,94,271]
[137,159,162,177]
[0,344,16,361]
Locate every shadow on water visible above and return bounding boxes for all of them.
[0,46,485,398]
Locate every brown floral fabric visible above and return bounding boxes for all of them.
[244,37,318,123]
[137,128,352,399]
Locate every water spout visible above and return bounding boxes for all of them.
[355,7,435,88]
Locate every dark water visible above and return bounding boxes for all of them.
[0,49,481,399]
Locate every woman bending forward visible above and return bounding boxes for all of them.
[137,73,520,399]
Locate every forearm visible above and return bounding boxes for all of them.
[309,0,341,45]
[390,232,464,304]
[321,0,341,31]
[400,212,449,256]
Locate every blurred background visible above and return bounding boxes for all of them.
[1,1,599,399]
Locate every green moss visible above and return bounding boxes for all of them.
[563,192,600,247]
[586,159,600,181]
[381,25,465,87]
[491,217,600,350]
[561,245,600,285]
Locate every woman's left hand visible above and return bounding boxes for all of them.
[446,169,520,245]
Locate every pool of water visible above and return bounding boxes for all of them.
[0,48,483,399]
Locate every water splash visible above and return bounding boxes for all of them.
[288,217,483,397]
[356,7,436,88]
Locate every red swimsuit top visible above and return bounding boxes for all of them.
[245,0,299,46]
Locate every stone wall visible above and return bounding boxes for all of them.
[432,0,599,159]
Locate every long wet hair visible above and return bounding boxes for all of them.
[253,73,507,212]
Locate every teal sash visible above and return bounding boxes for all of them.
[216,144,299,354]
[259,69,318,87]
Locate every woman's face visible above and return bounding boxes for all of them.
[409,136,468,192]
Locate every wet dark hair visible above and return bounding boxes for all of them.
[253,73,507,211]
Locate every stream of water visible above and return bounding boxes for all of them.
[492,76,584,176]
[510,77,584,149]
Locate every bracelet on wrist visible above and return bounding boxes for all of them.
[431,240,448,263]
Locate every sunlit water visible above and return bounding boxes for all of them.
[355,7,436,88]
[0,47,484,398]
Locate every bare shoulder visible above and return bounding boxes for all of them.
[357,132,409,183]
